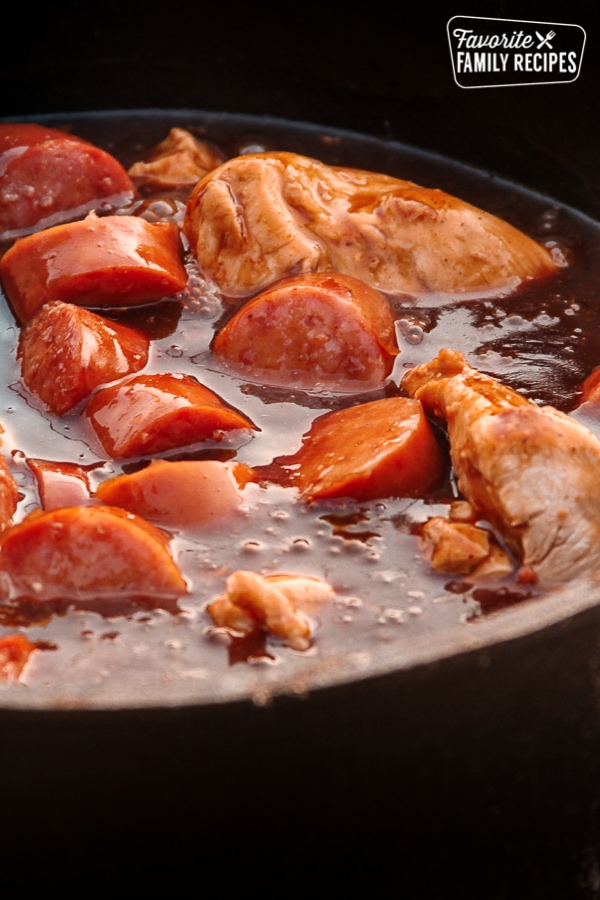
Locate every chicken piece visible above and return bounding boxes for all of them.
[207,570,334,651]
[402,349,600,584]
[421,517,491,575]
[128,128,224,193]
[470,542,515,580]
[184,151,557,301]
[421,517,513,578]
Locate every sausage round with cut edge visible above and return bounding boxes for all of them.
[578,366,600,405]
[95,459,258,529]
[0,123,136,241]
[19,301,150,414]
[212,271,398,389]
[0,214,188,322]
[27,459,93,510]
[86,373,257,459]
[0,454,18,534]
[0,424,19,534]
[0,505,187,611]
[0,634,37,681]
[278,396,445,502]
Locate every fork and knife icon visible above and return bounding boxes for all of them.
[536,29,556,49]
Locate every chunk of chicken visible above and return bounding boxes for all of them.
[184,151,557,301]
[207,570,334,650]
[402,349,600,584]
[128,128,224,192]
[421,517,513,578]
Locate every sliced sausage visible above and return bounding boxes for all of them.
[0,431,19,533]
[27,458,93,510]
[0,122,136,241]
[19,301,150,414]
[212,272,398,389]
[0,505,187,612]
[578,366,600,405]
[279,397,445,501]
[86,373,257,458]
[95,458,258,528]
[0,634,37,681]
[0,213,187,322]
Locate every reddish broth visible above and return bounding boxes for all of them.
[1,111,600,706]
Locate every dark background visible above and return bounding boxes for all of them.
[2,1,598,214]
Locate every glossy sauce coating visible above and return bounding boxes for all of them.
[86,372,256,458]
[184,150,557,300]
[0,505,187,617]
[276,397,445,501]
[0,214,187,321]
[19,301,150,414]
[213,271,398,389]
[0,123,135,240]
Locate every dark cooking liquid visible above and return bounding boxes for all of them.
[2,110,600,707]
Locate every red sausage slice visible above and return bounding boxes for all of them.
[279,397,445,501]
[212,272,398,389]
[0,505,187,611]
[0,213,188,322]
[0,123,136,241]
[578,366,600,405]
[95,459,258,528]
[19,301,150,414]
[27,458,93,510]
[0,634,37,681]
[0,429,19,533]
[86,373,257,458]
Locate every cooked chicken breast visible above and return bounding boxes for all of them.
[207,571,334,650]
[184,151,558,300]
[402,349,600,584]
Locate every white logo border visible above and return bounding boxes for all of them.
[447,16,586,89]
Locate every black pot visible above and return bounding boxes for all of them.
[2,4,599,895]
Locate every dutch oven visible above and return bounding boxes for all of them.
[1,3,599,895]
